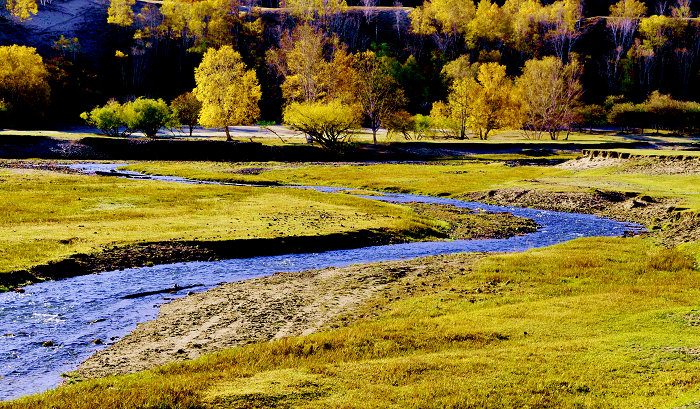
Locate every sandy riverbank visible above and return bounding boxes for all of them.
[73,253,483,378]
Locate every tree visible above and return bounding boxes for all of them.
[353,51,406,144]
[80,100,133,137]
[267,25,357,105]
[124,98,178,138]
[386,111,432,140]
[433,62,521,140]
[605,0,647,92]
[542,0,582,63]
[193,46,262,140]
[171,92,202,137]
[283,100,361,151]
[409,0,476,53]
[107,0,136,26]
[502,0,545,56]
[0,45,50,124]
[5,0,37,21]
[284,0,348,20]
[516,56,582,140]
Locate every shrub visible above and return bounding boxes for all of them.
[386,111,433,140]
[283,100,361,151]
[608,92,700,135]
[80,100,132,137]
[124,98,178,138]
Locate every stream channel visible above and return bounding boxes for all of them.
[0,163,643,401]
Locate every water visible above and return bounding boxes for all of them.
[0,164,643,400]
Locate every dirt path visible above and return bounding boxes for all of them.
[73,253,481,378]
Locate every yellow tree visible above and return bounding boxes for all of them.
[465,0,506,48]
[267,24,357,105]
[409,0,476,52]
[193,46,261,140]
[542,0,582,62]
[107,0,136,26]
[631,15,684,92]
[0,45,50,122]
[502,0,545,55]
[439,63,522,140]
[517,56,582,140]
[5,0,37,21]
[283,0,348,20]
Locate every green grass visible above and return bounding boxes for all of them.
[124,157,700,212]
[5,237,699,408]
[588,149,700,158]
[122,161,574,197]
[0,166,441,276]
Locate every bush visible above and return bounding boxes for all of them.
[608,92,700,135]
[385,110,414,139]
[283,100,361,151]
[574,104,606,132]
[80,100,132,137]
[125,98,178,138]
[385,111,433,140]
[81,98,177,138]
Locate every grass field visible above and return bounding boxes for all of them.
[0,166,441,278]
[124,156,700,211]
[2,157,698,407]
[4,237,699,408]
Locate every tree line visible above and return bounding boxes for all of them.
[1,0,699,147]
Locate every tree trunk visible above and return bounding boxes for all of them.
[189,125,194,137]
[225,126,232,141]
[372,127,377,144]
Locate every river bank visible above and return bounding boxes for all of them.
[73,252,485,378]
[34,236,696,409]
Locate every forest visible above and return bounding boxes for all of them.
[0,0,699,142]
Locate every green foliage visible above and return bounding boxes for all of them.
[124,97,178,138]
[171,92,202,137]
[283,100,361,151]
[574,104,607,131]
[80,100,132,138]
[608,92,700,134]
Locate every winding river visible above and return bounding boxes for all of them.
[0,164,643,401]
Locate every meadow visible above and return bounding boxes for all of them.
[123,155,700,211]
[0,154,698,408]
[0,164,443,286]
[3,237,698,408]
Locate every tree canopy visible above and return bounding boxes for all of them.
[0,45,50,125]
[193,46,262,140]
